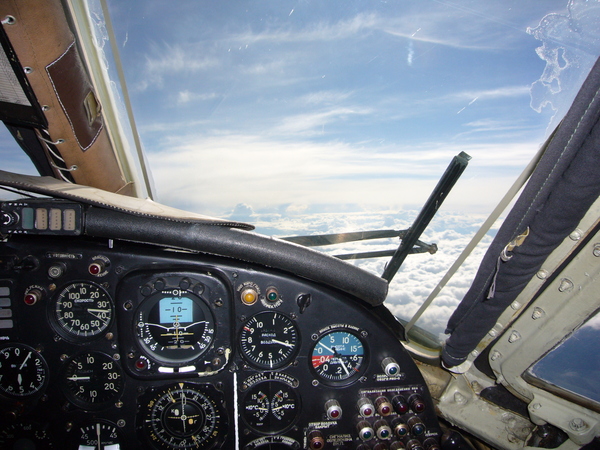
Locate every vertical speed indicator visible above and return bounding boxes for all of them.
[311,328,367,385]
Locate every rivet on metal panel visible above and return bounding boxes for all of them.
[536,269,549,279]
[508,331,521,343]
[569,229,582,240]
[490,350,502,361]
[510,301,521,310]
[558,278,574,293]
[593,243,600,257]
[532,307,546,320]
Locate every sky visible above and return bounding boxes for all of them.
[2,0,600,337]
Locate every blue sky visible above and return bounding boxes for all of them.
[102,0,579,218]
[2,0,599,335]
[99,0,596,335]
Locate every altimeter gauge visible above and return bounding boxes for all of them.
[52,282,113,341]
[239,312,299,369]
[311,328,367,385]
[136,289,216,365]
[0,343,48,398]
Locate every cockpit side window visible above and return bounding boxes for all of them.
[525,309,600,412]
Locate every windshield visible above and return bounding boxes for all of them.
[2,0,600,341]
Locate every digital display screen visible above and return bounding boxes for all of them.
[159,297,193,324]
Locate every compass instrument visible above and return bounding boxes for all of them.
[239,311,299,369]
[141,382,227,449]
[0,343,48,398]
[51,282,113,341]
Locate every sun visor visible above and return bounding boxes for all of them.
[0,170,254,230]
[442,56,600,367]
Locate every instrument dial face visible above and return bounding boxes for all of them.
[0,421,55,448]
[76,422,121,449]
[242,379,300,434]
[62,352,124,409]
[142,383,226,449]
[311,329,366,384]
[136,289,216,365]
[0,343,48,398]
[52,282,113,340]
[239,312,299,369]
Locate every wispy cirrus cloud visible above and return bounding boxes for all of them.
[271,106,372,136]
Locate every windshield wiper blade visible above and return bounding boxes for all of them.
[381,151,471,282]
[282,229,406,246]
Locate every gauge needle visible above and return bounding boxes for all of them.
[96,423,101,450]
[87,309,111,322]
[270,339,294,348]
[317,342,335,354]
[338,357,351,376]
[19,351,32,370]
[67,375,91,381]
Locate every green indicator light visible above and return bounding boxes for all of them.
[267,291,278,301]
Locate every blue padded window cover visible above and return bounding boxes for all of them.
[443,56,600,367]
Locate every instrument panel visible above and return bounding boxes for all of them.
[0,233,442,449]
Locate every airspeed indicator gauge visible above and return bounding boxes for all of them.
[52,282,113,341]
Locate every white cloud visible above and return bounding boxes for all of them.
[444,86,531,102]
[147,131,539,219]
[271,106,373,136]
[240,207,497,338]
[176,90,219,105]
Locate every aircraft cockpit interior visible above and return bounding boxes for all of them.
[1,1,600,449]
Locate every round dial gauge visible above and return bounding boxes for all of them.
[62,352,124,409]
[311,329,366,384]
[242,379,300,434]
[76,421,121,449]
[0,343,48,398]
[0,421,55,448]
[141,383,227,449]
[136,289,216,365]
[240,312,299,369]
[52,282,113,340]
